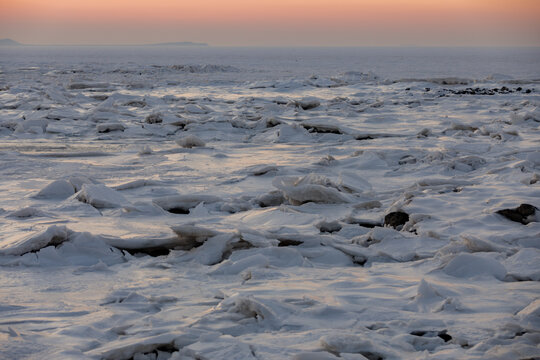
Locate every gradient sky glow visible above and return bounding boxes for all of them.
[2,0,540,46]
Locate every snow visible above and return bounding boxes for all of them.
[34,179,76,199]
[0,46,539,359]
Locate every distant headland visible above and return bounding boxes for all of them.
[147,41,208,46]
[0,39,22,46]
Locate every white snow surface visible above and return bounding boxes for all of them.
[0,46,539,359]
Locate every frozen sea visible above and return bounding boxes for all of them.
[0,46,539,360]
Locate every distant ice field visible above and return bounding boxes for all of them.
[0,47,539,360]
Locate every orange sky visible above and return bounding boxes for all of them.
[1,0,540,46]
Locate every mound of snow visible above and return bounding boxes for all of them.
[504,248,540,281]
[8,206,48,218]
[34,179,75,199]
[273,174,351,205]
[443,253,506,280]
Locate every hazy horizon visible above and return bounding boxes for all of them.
[2,0,540,47]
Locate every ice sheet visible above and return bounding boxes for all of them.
[0,46,539,359]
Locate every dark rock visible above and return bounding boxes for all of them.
[145,113,163,124]
[496,204,537,225]
[384,211,409,229]
[525,89,532,94]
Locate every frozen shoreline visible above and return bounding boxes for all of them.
[0,47,539,359]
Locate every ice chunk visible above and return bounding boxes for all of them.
[293,353,340,360]
[113,179,163,190]
[183,103,210,114]
[170,225,220,248]
[0,225,70,256]
[320,334,375,355]
[516,299,540,330]
[96,122,125,133]
[76,184,130,209]
[294,97,321,110]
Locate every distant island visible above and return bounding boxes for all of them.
[0,39,209,46]
[0,38,22,46]
[148,41,208,46]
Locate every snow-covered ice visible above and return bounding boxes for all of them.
[0,46,539,359]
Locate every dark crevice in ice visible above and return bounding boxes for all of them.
[166,207,191,215]
[122,247,171,257]
[126,343,179,360]
[301,123,343,135]
[410,329,452,342]
[277,239,303,247]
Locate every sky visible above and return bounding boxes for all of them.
[1,0,540,46]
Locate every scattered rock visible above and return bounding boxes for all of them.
[317,220,342,233]
[496,204,537,225]
[145,113,163,124]
[176,134,205,148]
[384,211,409,229]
